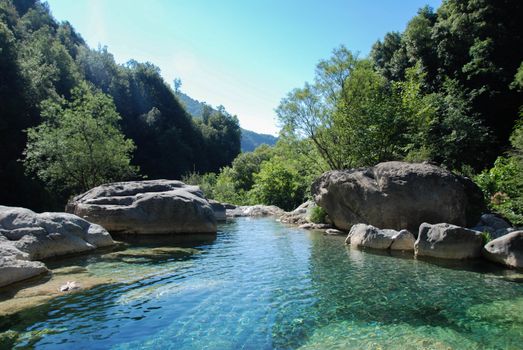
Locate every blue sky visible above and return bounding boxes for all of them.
[46,0,441,135]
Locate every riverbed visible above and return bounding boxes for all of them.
[1,217,523,349]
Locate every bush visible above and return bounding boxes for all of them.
[474,156,523,226]
[480,231,492,244]
[249,157,307,211]
[309,205,327,224]
[181,171,217,199]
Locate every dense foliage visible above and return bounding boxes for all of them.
[0,0,240,210]
[189,0,523,218]
[24,83,137,193]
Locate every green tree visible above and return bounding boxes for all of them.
[24,82,137,192]
[229,144,274,191]
[250,157,307,211]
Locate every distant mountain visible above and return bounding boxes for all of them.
[240,128,278,152]
[176,92,278,152]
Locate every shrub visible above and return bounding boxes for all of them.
[309,205,327,224]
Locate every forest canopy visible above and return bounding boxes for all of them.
[0,0,240,210]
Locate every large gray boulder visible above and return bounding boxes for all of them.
[0,205,115,287]
[0,206,115,260]
[345,223,415,251]
[312,161,485,232]
[483,231,523,269]
[415,223,484,259]
[66,180,217,234]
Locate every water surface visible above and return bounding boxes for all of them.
[1,217,523,349]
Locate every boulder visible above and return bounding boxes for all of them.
[312,161,485,232]
[280,201,314,225]
[415,223,484,259]
[390,229,416,251]
[483,231,523,269]
[471,213,515,239]
[345,224,415,251]
[0,206,115,260]
[209,200,226,222]
[66,180,216,234]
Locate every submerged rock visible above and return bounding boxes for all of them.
[483,231,523,269]
[66,179,217,234]
[312,161,485,232]
[345,224,415,251]
[415,223,483,259]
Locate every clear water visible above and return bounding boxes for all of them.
[1,217,523,349]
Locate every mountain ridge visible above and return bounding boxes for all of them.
[176,91,278,152]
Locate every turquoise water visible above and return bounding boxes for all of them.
[1,217,523,349]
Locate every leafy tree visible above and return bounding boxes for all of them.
[228,144,273,191]
[197,105,241,172]
[24,82,137,192]
[250,157,307,211]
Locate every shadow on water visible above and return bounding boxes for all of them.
[111,232,217,246]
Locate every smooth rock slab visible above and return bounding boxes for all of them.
[0,256,48,288]
[66,180,216,234]
[0,205,115,287]
[312,161,485,232]
[0,206,114,260]
[415,223,484,259]
[483,231,523,269]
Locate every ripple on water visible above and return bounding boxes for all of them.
[1,217,523,350]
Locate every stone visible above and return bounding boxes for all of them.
[0,256,48,288]
[0,205,115,288]
[483,231,523,269]
[298,223,331,230]
[415,223,484,259]
[345,224,416,251]
[478,213,512,231]
[280,201,314,225]
[0,206,115,260]
[324,228,344,235]
[66,179,217,234]
[209,200,226,222]
[312,161,485,232]
[471,214,515,239]
[390,230,416,251]
[59,281,81,292]
[226,205,285,218]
